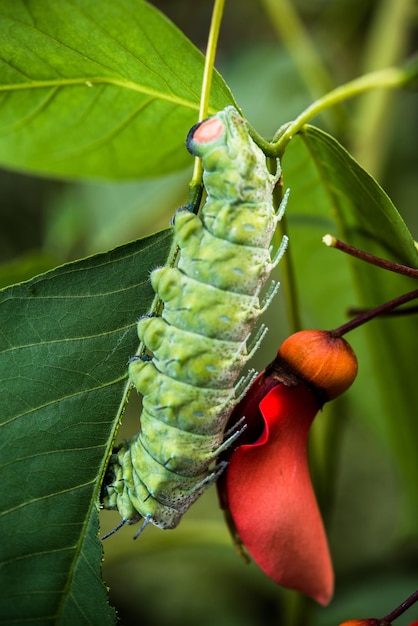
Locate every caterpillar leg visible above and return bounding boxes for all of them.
[276,187,290,221]
[259,281,281,313]
[246,324,269,358]
[270,234,289,269]
[133,514,152,540]
[101,518,128,541]
[233,368,258,402]
[162,460,229,511]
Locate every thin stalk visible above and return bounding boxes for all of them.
[189,0,225,188]
[282,590,314,626]
[348,304,418,317]
[330,289,418,338]
[271,67,408,157]
[268,157,302,333]
[381,588,418,624]
[279,212,302,333]
[351,0,414,177]
[360,0,413,77]
[322,234,418,278]
[260,0,342,132]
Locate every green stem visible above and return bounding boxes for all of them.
[272,66,408,157]
[278,212,302,333]
[268,157,302,333]
[190,0,225,187]
[247,65,410,158]
[197,0,225,123]
[283,591,314,626]
[259,0,342,132]
[360,0,413,76]
[351,0,414,177]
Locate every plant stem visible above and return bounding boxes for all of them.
[330,289,418,338]
[271,66,408,157]
[279,212,302,333]
[322,234,418,278]
[267,159,302,333]
[351,0,414,177]
[197,0,225,123]
[259,0,341,131]
[190,0,225,187]
[347,304,418,317]
[382,588,418,624]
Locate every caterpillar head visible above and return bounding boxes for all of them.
[186,106,257,171]
[186,106,276,205]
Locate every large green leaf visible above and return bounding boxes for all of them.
[282,126,418,527]
[0,0,234,180]
[0,228,173,625]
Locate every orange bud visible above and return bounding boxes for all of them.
[278,330,358,400]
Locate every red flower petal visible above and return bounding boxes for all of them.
[224,383,333,605]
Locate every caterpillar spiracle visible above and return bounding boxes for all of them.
[101,106,288,536]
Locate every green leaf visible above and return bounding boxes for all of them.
[0,228,173,625]
[300,125,417,266]
[0,0,234,180]
[282,126,418,527]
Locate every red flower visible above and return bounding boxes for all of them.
[218,330,358,606]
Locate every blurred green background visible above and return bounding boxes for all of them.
[1,0,417,624]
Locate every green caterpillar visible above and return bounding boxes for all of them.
[101,106,288,536]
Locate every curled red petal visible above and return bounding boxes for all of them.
[225,383,334,605]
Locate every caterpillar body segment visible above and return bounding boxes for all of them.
[152,267,261,342]
[129,359,236,435]
[101,106,288,533]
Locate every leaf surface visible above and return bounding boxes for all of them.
[0,0,234,179]
[0,229,173,624]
